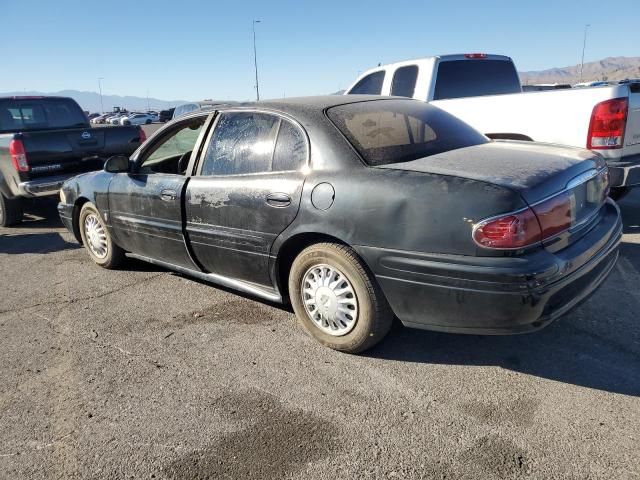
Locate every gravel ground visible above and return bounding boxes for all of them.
[0,191,639,479]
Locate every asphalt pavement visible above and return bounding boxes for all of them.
[0,189,639,479]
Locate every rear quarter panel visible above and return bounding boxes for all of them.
[277,166,527,258]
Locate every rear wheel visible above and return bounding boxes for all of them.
[79,202,125,269]
[145,119,152,124]
[288,243,393,353]
[0,193,23,227]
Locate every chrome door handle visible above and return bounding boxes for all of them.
[160,189,177,201]
[266,192,291,207]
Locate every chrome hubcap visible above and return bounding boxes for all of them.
[84,214,108,259]
[302,264,358,336]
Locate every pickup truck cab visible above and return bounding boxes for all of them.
[345,54,640,197]
[0,96,145,226]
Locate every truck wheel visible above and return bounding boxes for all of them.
[288,243,393,353]
[0,193,23,227]
[609,187,631,202]
[79,202,125,269]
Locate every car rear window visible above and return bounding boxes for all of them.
[433,60,521,100]
[0,98,87,132]
[327,99,488,166]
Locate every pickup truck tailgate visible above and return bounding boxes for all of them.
[19,126,141,179]
[625,86,640,157]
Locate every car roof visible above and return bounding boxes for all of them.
[220,95,408,116]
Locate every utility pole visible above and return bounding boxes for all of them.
[147,89,150,112]
[98,77,104,113]
[253,20,261,101]
[579,24,590,83]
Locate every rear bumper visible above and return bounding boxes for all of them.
[17,173,80,198]
[355,200,622,335]
[607,153,640,187]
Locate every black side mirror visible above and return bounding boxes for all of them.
[104,155,130,173]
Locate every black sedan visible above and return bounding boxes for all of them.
[58,96,622,353]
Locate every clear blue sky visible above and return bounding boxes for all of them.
[1,0,638,101]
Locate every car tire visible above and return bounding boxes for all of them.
[0,193,23,227]
[79,202,125,269]
[288,242,393,353]
[609,187,631,202]
[145,119,152,124]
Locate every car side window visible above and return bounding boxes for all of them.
[348,71,385,95]
[200,112,280,176]
[391,65,418,98]
[138,117,205,174]
[272,120,307,171]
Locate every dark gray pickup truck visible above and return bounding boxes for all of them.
[0,96,145,226]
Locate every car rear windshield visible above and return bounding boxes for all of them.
[327,99,488,166]
[433,60,522,100]
[0,98,87,133]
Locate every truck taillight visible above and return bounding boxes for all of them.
[139,127,147,143]
[9,139,29,172]
[464,53,488,59]
[587,98,628,149]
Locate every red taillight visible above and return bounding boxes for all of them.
[473,208,542,249]
[531,192,573,239]
[587,98,628,149]
[9,139,29,172]
[138,127,147,143]
[464,53,488,59]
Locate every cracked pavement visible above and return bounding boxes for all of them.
[0,194,639,479]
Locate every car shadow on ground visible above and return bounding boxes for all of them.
[618,189,640,235]
[0,232,78,254]
[368,241,640,398]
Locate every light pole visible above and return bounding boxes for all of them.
[579,24,590,83]
[98,77,104,113]
[146,89,150,112]
[252,20,261,101]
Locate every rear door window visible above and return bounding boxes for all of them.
[348,71,385,95]
[433,60,521,100]
[391,65,419,98]
[200,112,279,175]
[272,120,307,171]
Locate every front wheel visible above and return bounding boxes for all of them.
[0,193,23,227]
[288,243,393,353]
[78,202,125,269]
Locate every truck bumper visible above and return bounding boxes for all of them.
[354,200,622,335]
[16,174,81,198]
[607,154,640,187]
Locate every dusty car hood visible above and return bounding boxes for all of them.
[377,140,604,204]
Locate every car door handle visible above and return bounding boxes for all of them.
[160,189,177,201]
[266,192,291,207]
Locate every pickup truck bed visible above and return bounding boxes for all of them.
[0,96,144,226]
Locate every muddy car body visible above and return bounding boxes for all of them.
[58,96,622,352]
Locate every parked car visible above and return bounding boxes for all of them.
[344,54,640,199]
[87,113,101,121]
[159,108,175,122]
[91,114,111,124]
[121,113,154,125]
[58,96,621,353]
[522,84,572,91]
[172,100,237,120]
[0,96,145,226]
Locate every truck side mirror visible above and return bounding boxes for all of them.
[104,155,130,173]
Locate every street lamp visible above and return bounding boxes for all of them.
[253,20,261,101]
[98,77,104,113]
[579,24,591,83]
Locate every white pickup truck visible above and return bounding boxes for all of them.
[344,54,640,198]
